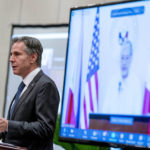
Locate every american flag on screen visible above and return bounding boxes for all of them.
[80,7,100,129]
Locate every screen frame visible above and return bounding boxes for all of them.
[59,0,150,149]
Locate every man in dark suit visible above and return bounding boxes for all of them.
[0,36,60,150]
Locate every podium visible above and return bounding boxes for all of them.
[0,143,26,150]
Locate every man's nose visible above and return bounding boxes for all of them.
[9,55,14,62]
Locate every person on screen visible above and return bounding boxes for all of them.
[0,36,60,150]
[101,32,143,115]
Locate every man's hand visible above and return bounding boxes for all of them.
[0,118,8,132]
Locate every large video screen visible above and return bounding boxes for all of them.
[59,0,150,149]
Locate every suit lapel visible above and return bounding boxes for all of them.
[9,70,44,120]
[7,95,16,119]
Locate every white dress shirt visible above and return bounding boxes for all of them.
[21,67,41,96]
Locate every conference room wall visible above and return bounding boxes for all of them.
[0,0,125,117]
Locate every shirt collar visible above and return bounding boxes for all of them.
[23,68,41,87]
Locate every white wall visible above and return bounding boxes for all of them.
[0,0,125,116]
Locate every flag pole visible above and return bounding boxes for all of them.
[76,10,84,128]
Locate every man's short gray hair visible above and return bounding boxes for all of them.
[11,36,43,67]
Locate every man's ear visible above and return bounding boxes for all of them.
[30,53,38,64]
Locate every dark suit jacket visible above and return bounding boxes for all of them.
[2,70,60,150]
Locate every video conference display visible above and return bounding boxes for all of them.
[59,0,150,149]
